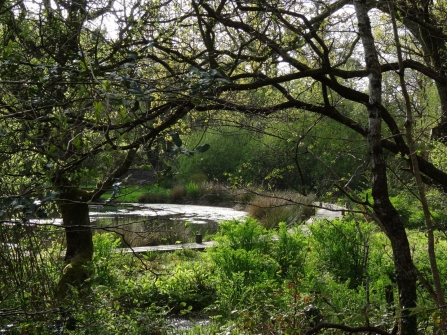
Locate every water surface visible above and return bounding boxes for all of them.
[90,203,247,247]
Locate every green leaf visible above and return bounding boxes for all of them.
[102,80,111,92]
[171,133,182,148]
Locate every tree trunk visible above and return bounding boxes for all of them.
[353,1,418,333]
[388,0,447,328]
[55,149,138,298]
[60,199,93,263]
[57,192,93,299]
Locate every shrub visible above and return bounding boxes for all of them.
[136,187,171,203]
[171,183,186,202]
[175,127,255,183]
[273,222,308,279]
[207,218,312,319]
[189,173,208,184]
[92,232,121,285]
[199,182,233,205]
[185,182,200,199]
[246,192,315,228]
[207,218,278,314]
[309,218,373,289]
[214,217,272,252]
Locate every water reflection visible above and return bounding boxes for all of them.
[90,203,247,248]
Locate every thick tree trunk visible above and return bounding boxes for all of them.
[60,199,93,263]
[55,149,137,298]
[57,192,93,299]
[354,1,418,333]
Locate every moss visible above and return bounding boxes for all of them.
[57,258,94,299]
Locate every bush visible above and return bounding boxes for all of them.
[92,232,121,285]
[0,224,63,333]
[246,192,315,228]
[207,218,276,314]
[175,127,256,183]
[274,222,308,279]
[309,218,373,289]
[185,182,200,199]
[171,184,186,202]
[136,187,172,203]
[207,218,312,318]
[200,182,233,206]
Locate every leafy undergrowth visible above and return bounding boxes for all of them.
[2,218,446,334]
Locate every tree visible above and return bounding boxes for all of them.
[119,0,447,333]
[375,0,447,142]
[0,0,206,297]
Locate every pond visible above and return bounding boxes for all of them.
[89,203,247,247]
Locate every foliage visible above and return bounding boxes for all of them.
[390,190,447,230]
[309,218,374,289]
[2,211,445,334]
[176,127,255,183]
[0,224,64,332]
[274,222,308,280]
[177,117,366,195]
[185,182,200,199]
[92,233,122,285]
[136,186,173,204]
[206,218,310,317]
[3,0,447,332]
[137,182,234,206]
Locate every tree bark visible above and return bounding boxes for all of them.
[60,197,93,264]
[56,148,138,298]
[57,190,93,299]
[353,1,418,333]
[388,0,447,327]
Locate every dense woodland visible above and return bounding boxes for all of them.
[2,0,447,334]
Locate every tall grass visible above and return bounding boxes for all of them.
[246,191,316,228]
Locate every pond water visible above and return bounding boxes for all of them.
[89,203,247,247]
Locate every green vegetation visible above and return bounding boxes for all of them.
[3,216,446,334]
[174,120,365,195]
[2,0,447,333]
[100,185,156,203]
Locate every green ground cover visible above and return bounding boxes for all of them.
[100,184,170,203]
[2,215,445,334]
